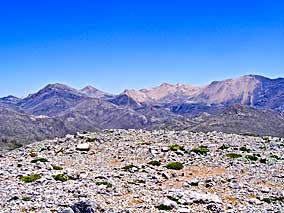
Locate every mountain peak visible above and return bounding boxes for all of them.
[81,85,97,91]
[240,74,269,81]
[0,95,21,104]
[44,83,74,91]
[159,82,174,87]
[80,85,112,98]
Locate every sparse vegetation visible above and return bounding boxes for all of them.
[226,153,242,159]
[165,162,184,170]
[191,146,209,155]
[52,174,69,182]
[262,197,284,204]
[30,158,48,163]
[156,204,173,211]
[169,144,185,151]
[245,154,258,161]
[51,165,63,170]
[147,160,161,166]
[218,144,230,150]
[22,196,31,201]
[95,181,112,188]
[240,146,251,152]
[20,174,41,183]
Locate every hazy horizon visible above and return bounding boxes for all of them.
[0,1,283,97]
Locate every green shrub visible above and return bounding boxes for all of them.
[52,174,69,182]
[31,158,48,163]
[20,174,42,183]
[245,154,258,161]
[165,162,184,170]
[156,204,173,211]
[262,198,272,204]
[22,196,31,201]
[226,153,242,159]
[218,144,230,150]
[96,181,112,188]
[169,144,185,151]
[147,160,161,166]
[240,146,251,152]
[262,197,284,204]
[51,165,63,170]
[191,146,209,155]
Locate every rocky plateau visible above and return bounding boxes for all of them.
[0,129,283,212]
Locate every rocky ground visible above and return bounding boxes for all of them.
[0,129,284,213]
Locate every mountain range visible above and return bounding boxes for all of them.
[1,74,284,150]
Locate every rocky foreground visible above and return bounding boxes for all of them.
[0,130,284,213]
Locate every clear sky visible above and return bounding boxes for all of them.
[0,0,283,97]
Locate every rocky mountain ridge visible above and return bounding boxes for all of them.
[0,74,284,150]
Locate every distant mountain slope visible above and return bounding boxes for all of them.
[0,103,68,150]
[169,103,225,118]
[0,97,194,150]
[109,93,143,108]
[1,74,284,150]
[18,83,87,116]
[119,83,202,104]
[191,75,284,111]
[191,105,284,137]
[58,98,149,131]
[59,98,194,131]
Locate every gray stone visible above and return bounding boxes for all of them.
[76,143,90,151]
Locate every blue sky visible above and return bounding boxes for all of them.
[0,0,283,97]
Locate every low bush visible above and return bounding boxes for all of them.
[30,158,48,163]
[191,146,209,155]
[226,153,242,159]
[262,197,284,204]
[156,204,173,211]
[51,165,63,170]
[147,160,161,166]
[218,144,230,150]
[245,154,258,161]
[240,146,251,152]
[22,196,31,201]
[52,174,69,182]
[169,144,185,151]
[96,181,112,188]
[20,174,41,183]
[165,162,184,170]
